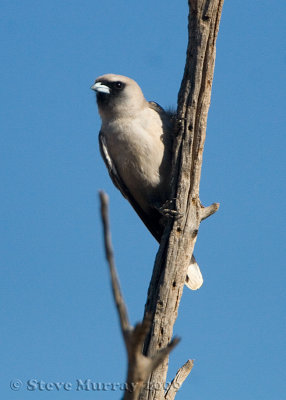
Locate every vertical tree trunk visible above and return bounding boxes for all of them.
[99,1,224,399]
[139,1,224,399]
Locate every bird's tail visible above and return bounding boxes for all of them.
[185,255,203,290]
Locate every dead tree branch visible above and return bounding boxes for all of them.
[99,191,179,400]
[98,1,224,398]
[165,360,194,400]
[139,1,224,399]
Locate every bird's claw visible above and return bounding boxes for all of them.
[157,199,183,220]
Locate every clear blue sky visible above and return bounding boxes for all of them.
[1,1,285,399]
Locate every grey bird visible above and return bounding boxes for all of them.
[91,74,203,290]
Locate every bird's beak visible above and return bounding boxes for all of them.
[91,82,110,94]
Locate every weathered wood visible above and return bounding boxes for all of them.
[99,192,180,400]
[139,1,224,399]
[165,360,194,400]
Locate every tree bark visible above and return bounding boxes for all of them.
[99,192,180,400]
[139,1,224,399]
[99,1,224,399]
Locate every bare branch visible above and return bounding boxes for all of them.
[200,202,220,221]
[99,190,130,334]
[99,2,224,399]
[165,360,194,400]
[150,337,180,372]
[99,191,180,400]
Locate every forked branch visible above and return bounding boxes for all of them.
[99,1,224,399]
[99,191,179,400]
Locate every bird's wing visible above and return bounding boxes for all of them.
[148,101,176,150]
[149,101,176,122]
[148,101,165,114]
[99,131,164,242]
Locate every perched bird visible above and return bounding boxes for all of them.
[91,74,203,290]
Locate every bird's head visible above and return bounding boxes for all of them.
[91,74,147,120]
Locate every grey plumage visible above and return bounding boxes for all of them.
[92,74,203,290]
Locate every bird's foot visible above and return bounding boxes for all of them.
[157,199,183,220]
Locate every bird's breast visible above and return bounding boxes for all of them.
[103,115,170,209]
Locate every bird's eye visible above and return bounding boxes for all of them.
[114,81,123,89]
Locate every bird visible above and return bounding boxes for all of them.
[91,74,203,290]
